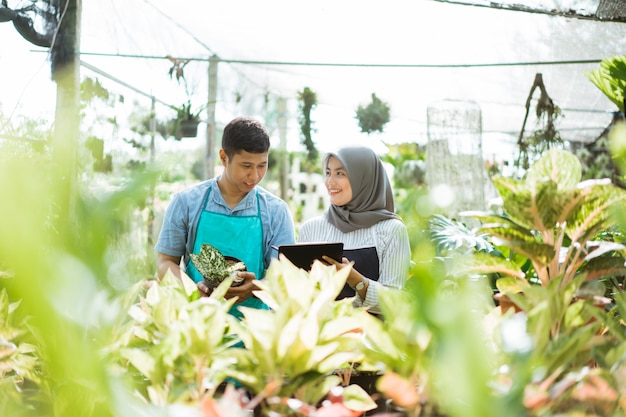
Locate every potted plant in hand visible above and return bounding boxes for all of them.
[190,243,246,290]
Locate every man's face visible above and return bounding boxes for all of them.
[220,149,269,194]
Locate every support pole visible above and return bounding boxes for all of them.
[205,55,219,179]
[148,95,156,245]
[277,97,289,200]
[52,0,81,224]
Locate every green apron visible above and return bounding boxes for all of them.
[186,186,268,319]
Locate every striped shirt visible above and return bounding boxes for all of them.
[299,216,410,314]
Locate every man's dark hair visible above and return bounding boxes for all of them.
[221,117,270,160]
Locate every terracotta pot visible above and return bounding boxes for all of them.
[494,292,522,313]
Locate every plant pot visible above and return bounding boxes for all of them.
[494,292,522,313]
[176,119,200,138]
[203,256,246,289]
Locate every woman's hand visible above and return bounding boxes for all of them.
[322,256,362,289]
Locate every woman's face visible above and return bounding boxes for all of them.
[325,156,352,207]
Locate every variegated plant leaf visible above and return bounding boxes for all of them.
[475,222,535,244]
[578,256,626,281]
[254,257,313,311]
[342,383,378,412]
[490,176,546,231]
[499,242,555,268]
[526,149,582,191]
[493,150,586,233]
[495,275,531,294]
[189,244,228,284]
[567,183,626,244]
[494,178,568,232]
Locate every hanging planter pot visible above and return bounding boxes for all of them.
[176,119,200,139]
[172,101,204,139]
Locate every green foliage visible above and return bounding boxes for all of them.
[429,214,494,256]
[609,120,626,176]
[367,261,511,417]
[355,93,391,134]
[173,100,202,122]
[0,288,45,415]
[380,143,425,170]
[382,143,427,188]
[126,102,173,141]
[80,77,112,104]
[297,87,319,166]
[0,130,161,416]
[105,273,238,404]
[5,59,626,416]
[0,110,52,147]
[228,259,378,414]
[427,147,626,416]
[586,54,626,112]
[462,149,626,289]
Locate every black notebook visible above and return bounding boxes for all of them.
[277,242,344,271]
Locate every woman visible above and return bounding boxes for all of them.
[299,146,411,316]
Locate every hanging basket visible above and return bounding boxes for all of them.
[176,119,200,139]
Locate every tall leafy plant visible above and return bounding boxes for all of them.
[450,148,626,415]
[355,93,390,134]
[297,86,319,168]
[460,149,626,295]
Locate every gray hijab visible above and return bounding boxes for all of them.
[324,146,400,233]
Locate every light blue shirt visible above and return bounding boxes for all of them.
[156,178,295,277]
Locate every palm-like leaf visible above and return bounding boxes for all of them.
[585,55,626,112]
[428,214,494,255]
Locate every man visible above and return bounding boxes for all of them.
[155,116,295,317]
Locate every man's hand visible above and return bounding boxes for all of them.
[157,253,183,280]
[196,271,258,303]
[225,271,257,303]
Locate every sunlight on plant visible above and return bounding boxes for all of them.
[0,129,161,416]
[104,273,239,404]
[5,59,626,417]
[228,258,379,414]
